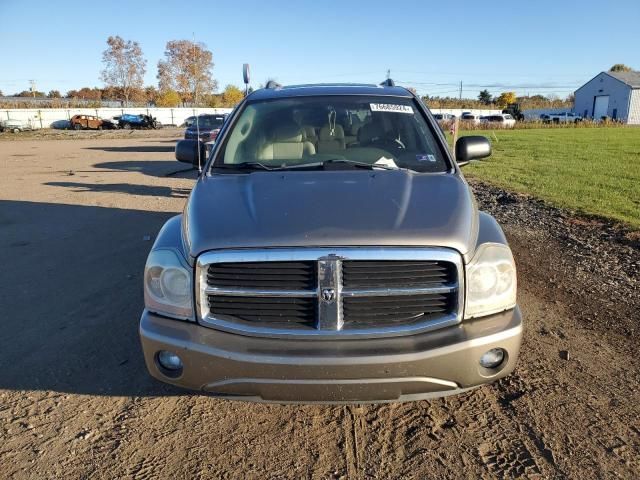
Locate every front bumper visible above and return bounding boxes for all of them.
[139,307,522,403]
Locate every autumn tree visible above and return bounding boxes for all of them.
[16,90,45,97]
[609,64,632,72]
[156,89,182,107]
[157,40,216,105]
[495,91,516,108]
[206,94,223,108]
[101,35,147,107]
[66,87,102,100]
[221,85,244,107]
[144,85,158,104]
[47,90,61,98]
[478,89,492,105]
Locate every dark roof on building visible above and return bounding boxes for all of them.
[248,83,413,101]
[606,70,640,88]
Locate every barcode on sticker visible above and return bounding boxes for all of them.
[370,103,414,114]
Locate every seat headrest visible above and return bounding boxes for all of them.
[272,123,303,143]
[302,126,317,140]
[346,117,362,135]
[319,124,345,141]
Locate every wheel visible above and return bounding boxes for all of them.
[122,123,132,130]
[12,128,20,134]
[73,123,82,130]
[97,125,103,130]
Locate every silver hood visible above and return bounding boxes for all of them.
[184,170,478,258]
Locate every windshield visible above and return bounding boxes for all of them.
[215,95,449,173]
[192,115,225,129]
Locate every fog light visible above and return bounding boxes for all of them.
[480,348,505,369]
[157,350,183,371]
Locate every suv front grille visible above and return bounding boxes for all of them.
[343,293,453,327]
[208,295,316,327]
[342,260,455,288]
[207,261,316,289]
[197,248,463,339]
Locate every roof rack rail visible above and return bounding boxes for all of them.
[380,78,395,87]
[265,80,282,89]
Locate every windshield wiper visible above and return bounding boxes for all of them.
[280,159,397,171]
[214,161,277,171]
[214,159,398,172]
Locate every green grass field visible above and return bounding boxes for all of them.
[453,127,640,229]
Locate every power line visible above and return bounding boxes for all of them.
[397,79,581,89]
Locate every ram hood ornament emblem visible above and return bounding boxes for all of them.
[321,288,336,303]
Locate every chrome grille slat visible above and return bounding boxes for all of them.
[341,285,456,297]
[342,260,455,289]
[205,287,317,297]
[207,261,316,289]
[208,295,316,326]
[196,248,463,339]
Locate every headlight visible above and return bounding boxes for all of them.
[465,243,517,319]
[144,249,194,320]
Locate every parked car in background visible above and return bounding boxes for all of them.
[184,114,227,142]
[0,119,34,133]
[70,115,104,130]
[542,112,583,124]
[100,118,119,129]
[118,114,159,129]
[182,116,196,128]
[481,114,516,128]
[51,119,71,130]
[433,113,456,121]
[460,113,482,124]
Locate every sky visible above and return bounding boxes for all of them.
[1,0,639,99]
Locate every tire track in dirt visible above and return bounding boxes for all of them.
[342,406,360,479]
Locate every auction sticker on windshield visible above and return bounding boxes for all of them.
[370,103,414,114]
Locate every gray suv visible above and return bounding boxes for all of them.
[139,81,522,403]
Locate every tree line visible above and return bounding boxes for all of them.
[3,46,635,111]
[423,90,573,110]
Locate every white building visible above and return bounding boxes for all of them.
[574,70,640,124]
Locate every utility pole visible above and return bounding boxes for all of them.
[459,81,462,100]
[29,80,36,97]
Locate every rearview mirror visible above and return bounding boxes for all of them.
[175,139,206,166]
[455,136,491,165]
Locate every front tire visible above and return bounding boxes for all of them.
[123,123,132,130]
[73,123,82,130]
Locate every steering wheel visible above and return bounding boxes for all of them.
[368,136,405,152]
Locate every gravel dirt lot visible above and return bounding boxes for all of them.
[1,130,638,479]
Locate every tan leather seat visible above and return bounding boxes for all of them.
[344,117,362,145]
[317,125,346,153]
[257,123,316,161]
[302,126,318,146]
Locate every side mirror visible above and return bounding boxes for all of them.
[455,136,491,166]
[175,139,206,166]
